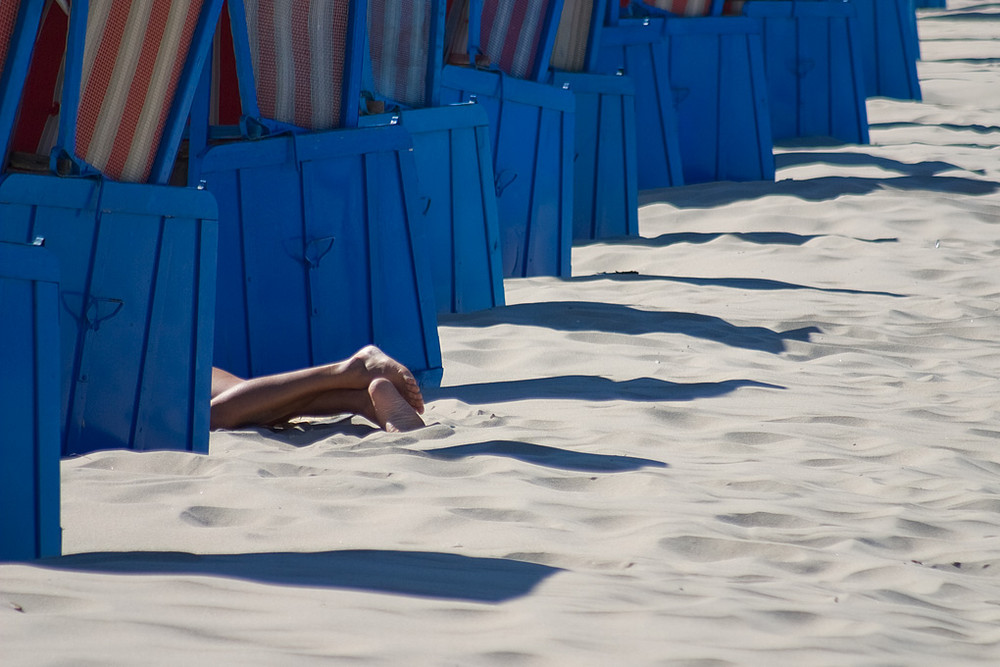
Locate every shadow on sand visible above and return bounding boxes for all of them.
[422,440,668,473]
[441,301,820,354]
[639,169,998,209]
[576,230,898,250]
[774,151,993,175]
[580,230,863,248]
[427,375,783,405]
[566,272,907,299]
[40,550,561,603]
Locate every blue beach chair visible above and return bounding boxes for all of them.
[851,0,921,100]
[0,240,61,561]
[361,0,505,314]
[440,0,575,278]
[742,0,870,144]
[620,0,775,184]
[594,3,685,189]
[0,0,222,457]
[0,0,60,563]
[549,0,640,241]
[188,0,443,386]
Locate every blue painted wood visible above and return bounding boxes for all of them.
[661,15,775,183]
[549,0,638,241]
[913,0,945,8]
[193,0,443,380]
[0,240,61,560]
[0,2,45,164]
[197,124,444,386]
[440,65,575,278]
[851,0,921,100]
[362,0,505,314]
[551,71,638,240]
[0,175,218,456]
[594,17,685,189]
[361,104,506,313]
[743,1,869,144]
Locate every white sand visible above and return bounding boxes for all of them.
[4,3,1000,665]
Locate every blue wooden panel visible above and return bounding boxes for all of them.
[0,241,61,560]
[0,175,217,456]
[852,0,921,100]
[664,16,775,184]
[363,3,504,313]
[405,106,504,312]
[363,149,442,381]
[198,124,444,386]
[744,1,870,144]
[360,104,505,314]
[440,66,574,278]
[551,71,639,241]
[752,3,798,138]
[913,0,945,7]
[595,17,685,190]
[798,10,834,136]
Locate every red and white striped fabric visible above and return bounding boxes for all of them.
[242,0,349,131]
[368,0,432,108]
[645,0,744,16]
[75,0,204,183]
[0,0,20,75]
[480,0,556,79]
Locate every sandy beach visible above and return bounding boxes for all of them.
[3,2,1000,664]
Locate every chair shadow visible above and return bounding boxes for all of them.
[639,173,999,209]
[867,121,1000,137]
[922,10,1000,22]
[440,301,820,354]
[421,439,668,473]
[774,151,984,177]
[426,375,784,405]
[576,230,898,249]
[565,272,907,298]
[40,550,561,604]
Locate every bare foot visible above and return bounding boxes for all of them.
[368,378,425,432]
[353,345,424,414]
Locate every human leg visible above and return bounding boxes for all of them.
[292,379,425,432]
[211,367,244,399]
[347,345,424,413]
[209,346,425,430]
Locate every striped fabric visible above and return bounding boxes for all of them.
[550,0,592,72]
[0,0,18,75]
[644,0,744,15]
[480,0,555,79]
[368,0,432,108]
[75,0,204,183]
[242,0,349,131]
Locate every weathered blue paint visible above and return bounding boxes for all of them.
[0,240,62,560]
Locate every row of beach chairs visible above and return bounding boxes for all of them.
[2,0,932,559]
